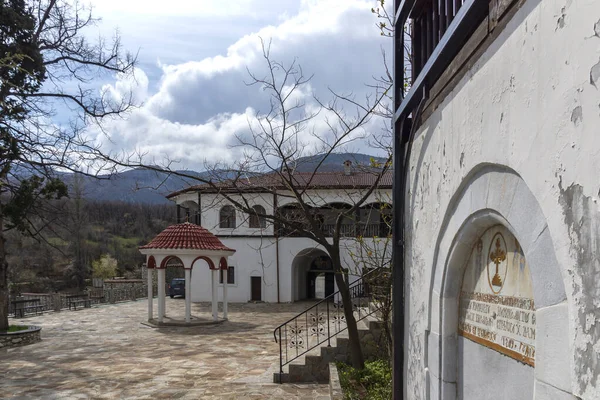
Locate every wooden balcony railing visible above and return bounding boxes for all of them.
[411,0,465,81]
[277,223,391,238]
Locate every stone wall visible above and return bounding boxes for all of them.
[328,363,344,400]
[18,280,149,313]
[102,280,147,304]
[0,327,41,350]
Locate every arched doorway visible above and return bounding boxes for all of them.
[163,256,185,293]
[292,248,335,301]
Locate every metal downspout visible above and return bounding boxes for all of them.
[274,192,280,303]
[197,192,202,225]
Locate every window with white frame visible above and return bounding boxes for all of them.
[219,205,236,228]
[249,205,266,228]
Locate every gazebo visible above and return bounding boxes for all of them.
[139,222,236,324]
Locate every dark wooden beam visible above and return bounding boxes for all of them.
[393,0,489,124]
[395,0,417,25]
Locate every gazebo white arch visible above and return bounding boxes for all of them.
[139,222,235,324]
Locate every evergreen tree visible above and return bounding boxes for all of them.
[0,0,136,330]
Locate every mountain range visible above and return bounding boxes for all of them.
[60,153,387,205]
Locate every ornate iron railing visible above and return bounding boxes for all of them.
[273,268,388,379]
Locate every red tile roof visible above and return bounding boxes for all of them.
[139,222,235,252]
[167,171,392,198]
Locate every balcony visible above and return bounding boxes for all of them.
[410,0,466,81]
[277,222,391,238]
[275,202,392,239]
[393,0,491,123]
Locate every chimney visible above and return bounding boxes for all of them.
[343,160,352,176]
[281,160,296,175]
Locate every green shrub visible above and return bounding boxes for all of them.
[337,359,392,400]
[6,325,27,333]
[92,254,117,279]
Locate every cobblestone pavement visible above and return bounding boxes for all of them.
[1,299,330,399]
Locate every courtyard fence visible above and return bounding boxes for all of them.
[14,281,154,313]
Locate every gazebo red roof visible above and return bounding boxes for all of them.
[139,222,235,252]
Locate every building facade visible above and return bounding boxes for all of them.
[167,170,392,304]
[393,0,600,399]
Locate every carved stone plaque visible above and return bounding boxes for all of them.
[458,225,536,366]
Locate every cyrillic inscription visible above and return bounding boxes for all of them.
[458,226,536,366]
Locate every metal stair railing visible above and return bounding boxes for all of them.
[273,268,389,381]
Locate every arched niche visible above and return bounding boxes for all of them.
[426,165,572,400]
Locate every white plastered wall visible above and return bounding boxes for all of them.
[189,236,387,303]
[172,188,392,237]
[404,0,600,399]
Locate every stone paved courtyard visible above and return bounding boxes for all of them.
[1,299,330,399]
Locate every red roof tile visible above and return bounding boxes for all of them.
[139,222,235,252]
[167,171,392,198]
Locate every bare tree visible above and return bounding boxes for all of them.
[91,1,406,370]
[0,0,137,330]
[346,198,393,360]
[99,38,391,369]
[64,174,89,288]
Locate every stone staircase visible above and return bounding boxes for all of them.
[273,307,385,383]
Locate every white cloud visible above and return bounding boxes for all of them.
[91,0,290,19]
[91,0,392,171]
[101,68,150,106]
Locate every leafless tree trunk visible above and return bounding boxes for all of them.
[0,217,8,330]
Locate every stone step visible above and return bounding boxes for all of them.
[272,303,385,384]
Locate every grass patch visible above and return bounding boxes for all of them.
[5,325,27,333]
[337,359,392,400]
[112,235,142,248]
[47,237,69,247]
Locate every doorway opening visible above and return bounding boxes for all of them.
[292,249,335,301]
[250,276,262,301]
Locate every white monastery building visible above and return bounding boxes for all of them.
[166,166,392,304]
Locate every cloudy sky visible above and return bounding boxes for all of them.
[82,0,392,171]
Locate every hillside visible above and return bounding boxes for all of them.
[59,153,387,204]
[58,169,209,205]
[292,152,387,172]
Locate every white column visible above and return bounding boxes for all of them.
[211,269,218,321]
[223,272,228,320]
[147,267,153,321]
[157,268,166,323]
[185,268,191,323]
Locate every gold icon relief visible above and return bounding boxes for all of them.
[487,233,507,294]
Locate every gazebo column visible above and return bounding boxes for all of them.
[223,275,228,319]
[157,268,166,323]
[211,269,218,321]
[185,268,192,323]
[147,267,153,321]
